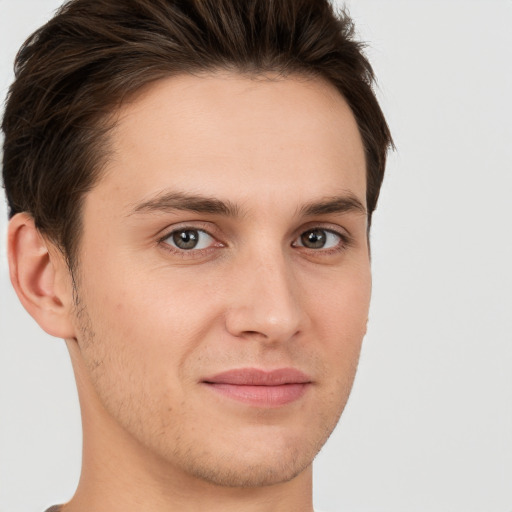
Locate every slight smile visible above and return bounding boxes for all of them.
[202,368,312,407]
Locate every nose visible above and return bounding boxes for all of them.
[224,251,305,343]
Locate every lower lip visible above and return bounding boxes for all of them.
[204,383,309,407]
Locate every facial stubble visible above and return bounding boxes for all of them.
[69,276,357,489]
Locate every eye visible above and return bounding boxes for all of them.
[293,228,343,250]
[164,228,215,251]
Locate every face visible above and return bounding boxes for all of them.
[69,72,370,488]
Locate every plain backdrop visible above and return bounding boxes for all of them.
[1,1,511,511]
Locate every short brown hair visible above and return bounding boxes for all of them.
[2,0,393,268]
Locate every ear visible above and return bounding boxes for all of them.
[8,213,76,339]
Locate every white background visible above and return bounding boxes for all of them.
[1,1,511,511]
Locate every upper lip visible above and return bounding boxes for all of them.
[203,368,312,386]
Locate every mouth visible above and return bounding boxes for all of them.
[202,368,312,407]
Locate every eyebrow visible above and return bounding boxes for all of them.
[129,191,241,217]
[298,194,367,217]
[128,190,366,218]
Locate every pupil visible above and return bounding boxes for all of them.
[173,230,199,250]
[302,229,326,249]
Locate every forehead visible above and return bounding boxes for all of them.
[90,72,366,218]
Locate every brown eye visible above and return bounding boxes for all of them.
[166,229,214,250]
[300,229,327,249]
[294,228,343,250]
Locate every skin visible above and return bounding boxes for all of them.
[9,72,370,512]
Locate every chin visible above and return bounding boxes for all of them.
[182,448,311,488]
[171,422,335,488]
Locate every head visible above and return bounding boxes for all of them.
[2,0,392,494]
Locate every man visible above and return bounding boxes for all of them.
[2,0,392,510]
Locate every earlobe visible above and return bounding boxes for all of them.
[8,213,76,339]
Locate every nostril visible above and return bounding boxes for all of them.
[243,330,267,337]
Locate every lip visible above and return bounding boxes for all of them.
[202,368,312,407]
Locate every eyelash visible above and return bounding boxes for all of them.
[292,229,352,256]
[157,225,222,259]
[157,225,352,258]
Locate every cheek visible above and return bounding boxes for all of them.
[79,264,223,371]
[306,264,371,373]
[309,262,371,331]
[71,268,210,436]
